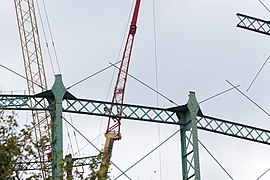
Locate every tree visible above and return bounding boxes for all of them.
[0,111,109,179]
[0,111,40,179]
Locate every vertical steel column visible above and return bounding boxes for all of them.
[179,92,201,180]
[49,74,66,179]
[65,154,74,180]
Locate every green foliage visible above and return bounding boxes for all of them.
[0,111,110,179]
[0,111,40,179]
[88,153,102,179]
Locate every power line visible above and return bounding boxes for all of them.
[67,60,121,90]
[199,85,240,104]
[62,116,131,180]
[198,139,234,180]
[256,168,270,180]
[109,62,178,105]
[114,128,180,180]
[0,63,43,89]
[246,54,270,92]
[226,80,270,116]
[258,0,270,13]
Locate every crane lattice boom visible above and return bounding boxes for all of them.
[14,0,51,178]
[106,0,140,139]
[97,0,141,179]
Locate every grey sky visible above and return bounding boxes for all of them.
[1,0,270,179]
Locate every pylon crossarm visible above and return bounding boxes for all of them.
[236,13,270,36]
[197,115,270,145]
[63,98,178,124]
[0,94,49,110]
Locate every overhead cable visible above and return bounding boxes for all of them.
[62,116,131,180]
[0,63,43,89]
[258,0,270,13]
[67,60,121,90]
[199,85,240,104]
[109,62,178,105]
[256,167,270,180]
[198,139,234,180]
[246,54,270,92]
[114,128,180,180]
[226,80,270,116]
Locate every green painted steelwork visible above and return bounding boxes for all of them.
[236,13,270,36]
[197,115,270,145]
[63,98,178,124]
[0,95,49,110]
[15,155,96,171]
[49,74,66,179]
[173,92,201,180]
[2,76,270,179]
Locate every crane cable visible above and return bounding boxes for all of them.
[41,0,61,74]
[152,0,163,179]
[64,116,75,155]
[65,113,85,178]
[96,0,137,152]
[35,0,55,75]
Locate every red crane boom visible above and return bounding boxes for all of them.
[98,0,141,178]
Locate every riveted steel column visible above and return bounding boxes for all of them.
[180,92,201,180]
[50,74,66,179]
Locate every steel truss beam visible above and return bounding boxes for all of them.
[1,77,270,179]
[15,156,96,171]
[236,13,270,36]
[197,115,270,145]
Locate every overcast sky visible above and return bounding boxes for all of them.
[1,0,270,179]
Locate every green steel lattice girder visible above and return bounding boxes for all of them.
[15,156,96,171]
[236,13,270,36]
[197,115,270,145]
[0,94,49,110]
[1,94,270,145]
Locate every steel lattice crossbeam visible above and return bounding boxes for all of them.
[63,98,179,125]
[15,161,51,171]
[2,91,270,179]
[197,115,270,145]
[1,94,270,146]
[15,156,95,171]
[0,95,49,110]
[236,13,270,36]
[72,156,98,167]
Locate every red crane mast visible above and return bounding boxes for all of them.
[98,0,141,178]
